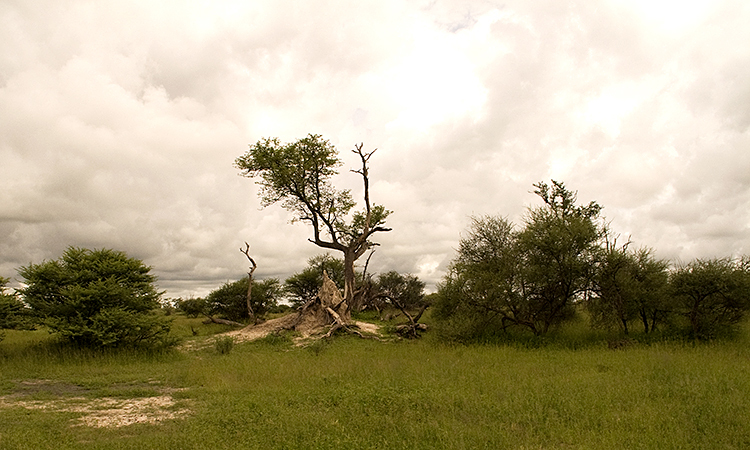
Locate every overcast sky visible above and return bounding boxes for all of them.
[2,0,749,298]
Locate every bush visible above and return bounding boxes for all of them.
[214,335,235,354]
[669,258,750,339]
[18,247,173,349]
[206,277,281,322]
[1,277,31,340]
[177,297,208,318]
[284,254,345,307]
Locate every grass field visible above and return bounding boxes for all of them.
[1,315,749,449]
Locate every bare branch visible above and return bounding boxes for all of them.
[240,242,258,321]
[240,242,257,275]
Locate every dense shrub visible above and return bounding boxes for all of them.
[669,258,750,339]
[1,276,30,342]
[17,247,173,349]
[587,246,671,334]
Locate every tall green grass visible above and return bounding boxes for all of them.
[1,318,750,449]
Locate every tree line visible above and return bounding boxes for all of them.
[0,247,426,348]
[2,134,749,348]
[433,180,750,341]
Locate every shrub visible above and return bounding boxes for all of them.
[214,335,235,354]
[177,297,208,318]
[18,247,173,349]
[206,277,281,322]
[669,258,750,339]
[1,277,31,340]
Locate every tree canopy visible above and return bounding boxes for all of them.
[435,181,606,338]
[236,134,391,314]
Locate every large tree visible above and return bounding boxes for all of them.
[235,134,391,318]
[516,180,604,334]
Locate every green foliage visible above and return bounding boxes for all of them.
[213,335,235,354]
[17,247,172,349]
[587,244,671,334]
[669,257,750,339]
[206,277,281,322]
[433,216,521,339]
[435,181,605,339]
[176,297,208,318]
[235,134,357,241]
[1,277,30,338]
[283,254,345,307]
[373,271,427,310]
[516,180,604,333]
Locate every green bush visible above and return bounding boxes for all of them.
[177,297,208,318]
[214,335,235,354]
[206,277,281,322]
[1,277,31,341]
[17,247,173,349]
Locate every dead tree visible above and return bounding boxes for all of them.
[286,271,375,340]
[240,242,257,323]
[393,301,429,338]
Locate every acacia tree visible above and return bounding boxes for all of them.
[235,134,391,319]
[515,181,605,334]
[434,181,605,338]
[588,242,670,335]
[669,257,750,339]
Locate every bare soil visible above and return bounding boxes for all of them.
[0,379,191,428]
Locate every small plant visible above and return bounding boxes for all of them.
[214,336,235,354]
[256,331,293,348]
[306,338,328,356]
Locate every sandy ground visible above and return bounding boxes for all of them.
[0,381,191,428]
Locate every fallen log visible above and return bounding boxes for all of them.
[202,315,245,327]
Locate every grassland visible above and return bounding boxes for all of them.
[1,315,749,449]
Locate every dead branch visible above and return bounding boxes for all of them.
[239,242,257,321]
[202,315,245,327]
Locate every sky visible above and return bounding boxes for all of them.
[1,0,749,299]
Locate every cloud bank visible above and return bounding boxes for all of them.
[1,0,748,297]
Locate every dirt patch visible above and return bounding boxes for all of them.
[0,380,191,428]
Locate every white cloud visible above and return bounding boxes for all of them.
[1,0,749,298]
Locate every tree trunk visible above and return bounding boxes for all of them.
[343,250,358,313]
[291,271,352,335]
[246,272,255,323]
